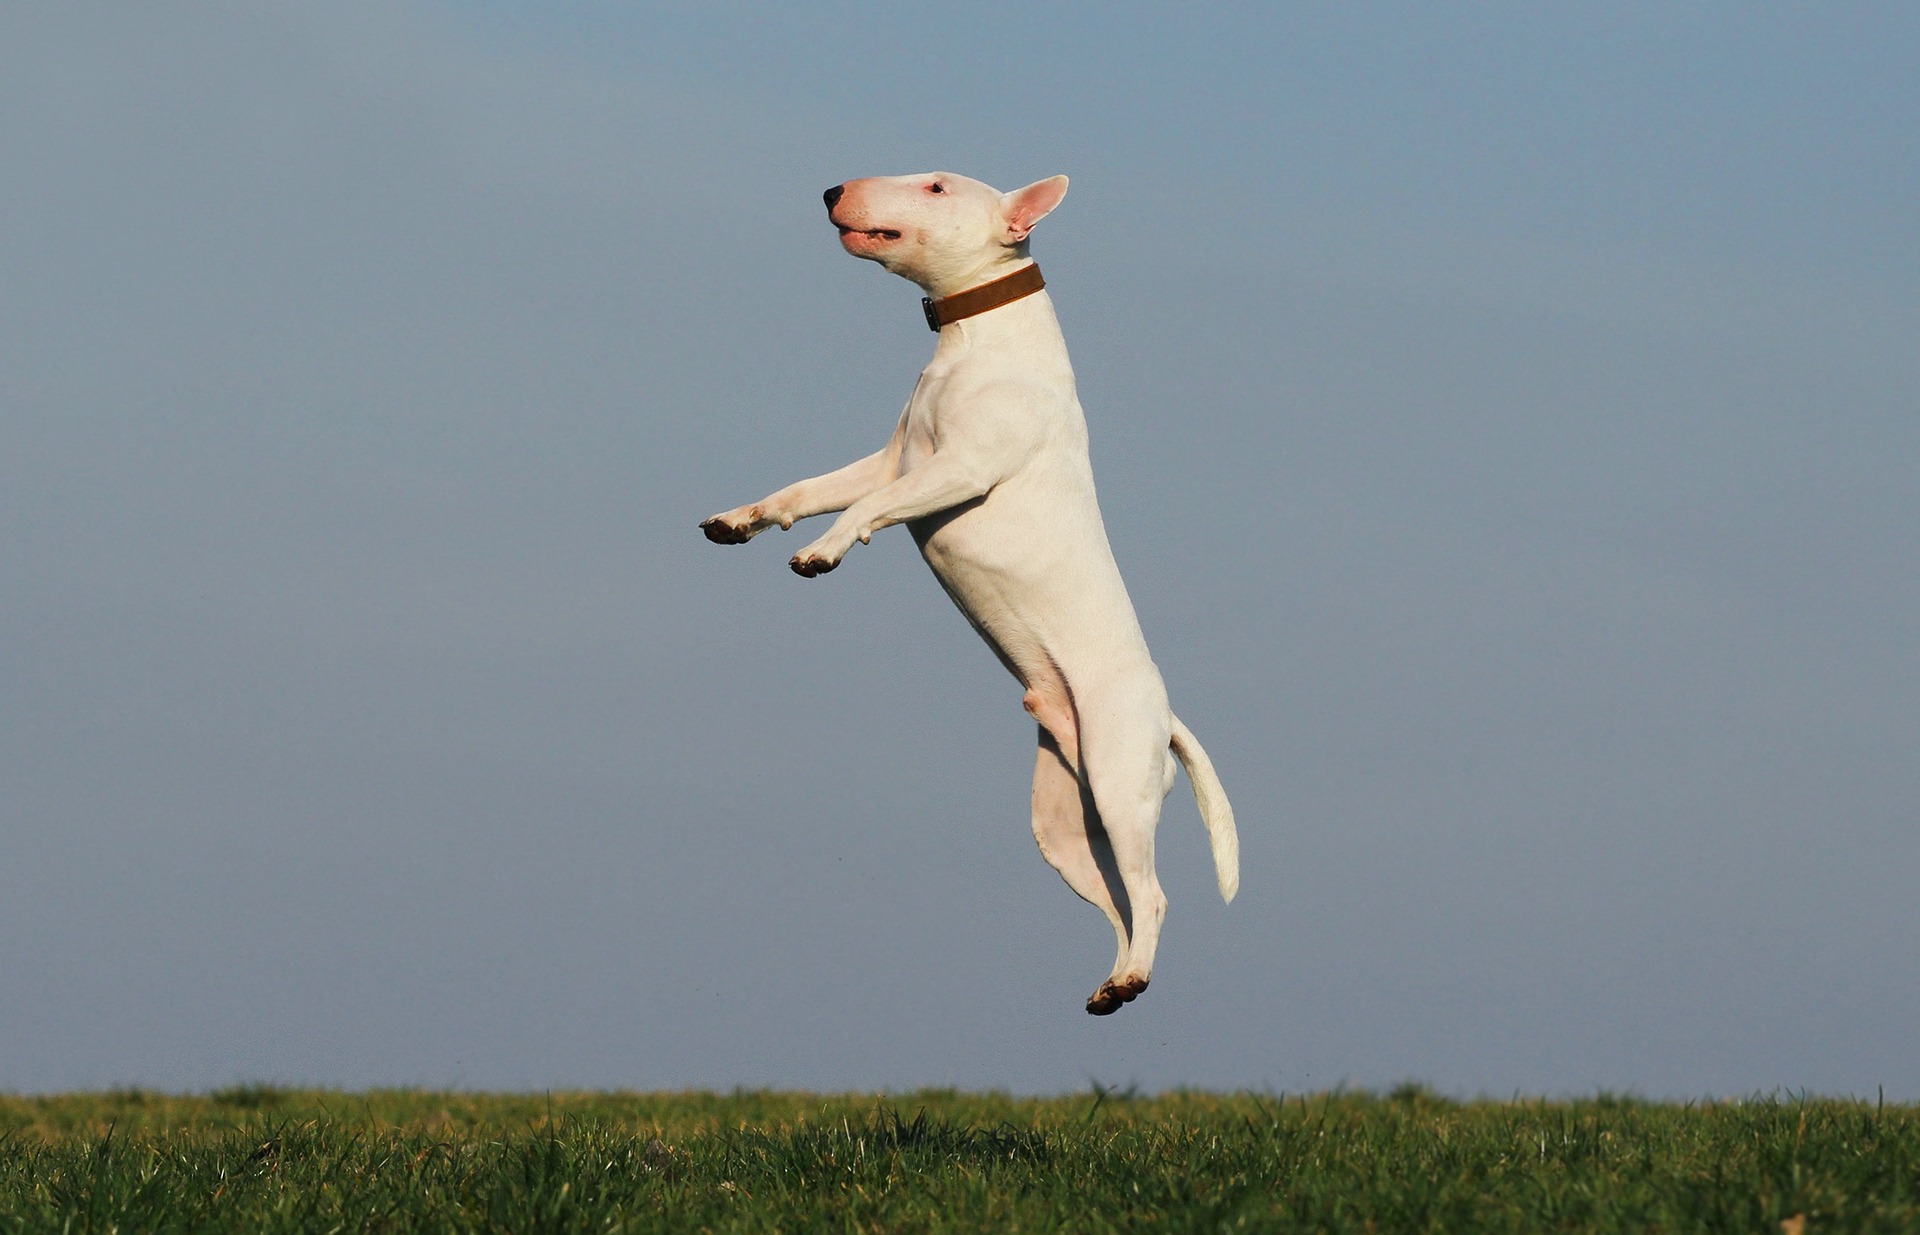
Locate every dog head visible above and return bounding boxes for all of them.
[823,172,1068,297]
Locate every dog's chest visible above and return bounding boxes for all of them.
[899,345,1070,468]
[899,360,965,465]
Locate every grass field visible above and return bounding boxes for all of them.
[2,1086,1915,1232]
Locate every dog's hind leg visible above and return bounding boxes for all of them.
[1077,701,1175,1015]
[1028,722,1133,1003]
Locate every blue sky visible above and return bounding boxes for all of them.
[2,3,1915,1098]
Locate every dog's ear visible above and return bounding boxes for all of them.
[1003,175,1069,242]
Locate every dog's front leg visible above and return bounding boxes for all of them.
[788,454,997,576]
[700,430,902,545]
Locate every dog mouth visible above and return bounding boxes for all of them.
[837,224,902,241]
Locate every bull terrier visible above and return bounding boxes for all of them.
[701,172,1237,1014]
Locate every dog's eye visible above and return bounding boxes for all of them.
[928,182,945,194]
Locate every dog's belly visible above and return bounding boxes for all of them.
[909,469,1160,706]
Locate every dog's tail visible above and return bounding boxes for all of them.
[1170,715,1238,903]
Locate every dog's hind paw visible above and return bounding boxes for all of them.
[1085,975,1148,1016]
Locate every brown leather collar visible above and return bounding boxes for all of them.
[922,263,1045,331]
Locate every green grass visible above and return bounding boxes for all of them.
[2,1086,1915,1232]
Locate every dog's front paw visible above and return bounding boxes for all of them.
[700,506,764,544]
[790,525,859,577]
[788,547,841,577]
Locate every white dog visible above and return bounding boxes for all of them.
[701,172,1236,1014]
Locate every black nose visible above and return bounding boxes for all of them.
[823,184,844,209]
